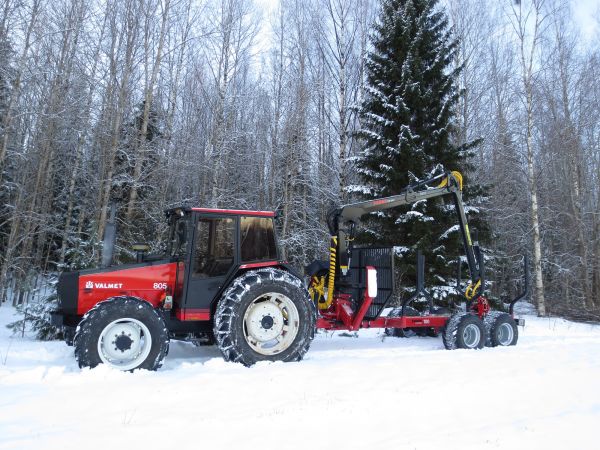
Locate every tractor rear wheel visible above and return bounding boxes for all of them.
[214,268,315,366]
[484,312,518,347]
[74,297,169,371]
[442,312,486,350]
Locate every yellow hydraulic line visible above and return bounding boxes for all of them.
[464,223,473,246]
[309,275,326,301]
[436,171,464,190]
[323,236,337,310]
[465,279,481,300]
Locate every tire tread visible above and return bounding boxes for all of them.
[213,268,315,366]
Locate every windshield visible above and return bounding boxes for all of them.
[166,213,188,258]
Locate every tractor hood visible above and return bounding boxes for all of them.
[57,260,181,316]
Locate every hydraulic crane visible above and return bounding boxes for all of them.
[307,171,523,349]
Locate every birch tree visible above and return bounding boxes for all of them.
[508,0,548,315]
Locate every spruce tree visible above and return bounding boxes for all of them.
[353,0,485,302]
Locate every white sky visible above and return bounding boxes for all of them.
[572,0,600,41]
[253,0,278,56]
[252,0,600,50]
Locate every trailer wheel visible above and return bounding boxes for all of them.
[214,268,315,366]
[74,297,169,371]
[484,312,518,347]
[385,306,419,338]
[442,312,486,350]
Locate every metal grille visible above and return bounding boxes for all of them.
[340,247,394,320]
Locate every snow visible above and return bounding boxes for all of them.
[393,245,410,256]
[345,184,374,195]
[440,224,460,239]
[395,210,435,223]
[1,304,600,450]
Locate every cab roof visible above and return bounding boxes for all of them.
[165,206,275,218]
[191,207,275,217]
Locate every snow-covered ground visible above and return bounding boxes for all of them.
[1,305,599,450]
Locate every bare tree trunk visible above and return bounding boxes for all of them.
[59,15,107,266]
[269,3,285,208]
[125,0,171,220]
[512,0,547,315]
[3,0,84,301]
[0,0,40,174]
[97,1,140,242]
[552,16,592,307]
[0,188,23,304]
[593,200,600,306]
[317,0,360,203]
[526,121,546,316]
[59,2,107,266]
[158,0,192,208]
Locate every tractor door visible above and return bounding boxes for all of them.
[183,214,238,311]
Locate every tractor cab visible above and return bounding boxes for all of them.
[168,207,283,320]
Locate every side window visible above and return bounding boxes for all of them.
[193,217,234,278]
[240,216,277,262]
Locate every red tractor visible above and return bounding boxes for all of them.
[52,172,526,371]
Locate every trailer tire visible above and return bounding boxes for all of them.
[484,312,518,347]
[74,297,169,371]
[214,268,315,367]
[442,312,486,350]
[385,306,420,338]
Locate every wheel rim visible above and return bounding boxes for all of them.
[243,292,300,356]
[97,318,152,370]
[462,323,481,348]
[497,322,514,346]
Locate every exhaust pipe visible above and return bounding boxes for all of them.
[102,203,117,268]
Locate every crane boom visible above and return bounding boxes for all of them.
[324,172,482,305]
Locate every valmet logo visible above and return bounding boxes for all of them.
[84,281,124,289]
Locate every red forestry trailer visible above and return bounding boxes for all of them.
[306,171,526,346]
[51,172,526,371]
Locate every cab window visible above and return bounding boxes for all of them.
[193,217,234,278]
[240,216,277,262]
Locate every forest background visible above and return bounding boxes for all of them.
[0,0,599,321]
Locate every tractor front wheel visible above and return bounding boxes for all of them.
[74,297,169,371]
[214,268,315,366]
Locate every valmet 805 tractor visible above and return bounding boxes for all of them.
[52,172,526,371]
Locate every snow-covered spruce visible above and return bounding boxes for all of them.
[442,312,486,350]
[213,268,315,367]
[7,294,64,341]
[74,296,169,371]
[484,311,518,347]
